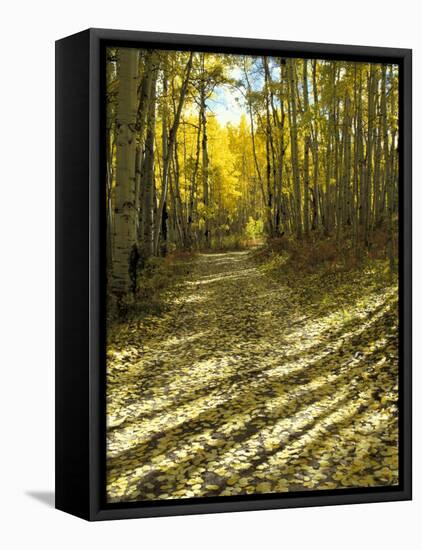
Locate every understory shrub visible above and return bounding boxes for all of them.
[108,251,194,323]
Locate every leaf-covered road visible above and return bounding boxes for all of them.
[107,250,398,502]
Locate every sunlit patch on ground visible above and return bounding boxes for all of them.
[106,250,399,503]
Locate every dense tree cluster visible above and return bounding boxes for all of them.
[106,48,399,298]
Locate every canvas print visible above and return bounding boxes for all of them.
[105,47,399,504]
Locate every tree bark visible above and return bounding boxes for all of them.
[153,52,193,254]
[311,59,319,231]
[287,59,302,238]
[140,62,158,258]
[200,56,211,247]
[111,48,139,296]
[302,59,310,238]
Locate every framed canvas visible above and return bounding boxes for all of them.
[55,28,412,521]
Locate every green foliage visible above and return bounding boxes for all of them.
[210,234,245,251]
[245,216,264,240]
[259,250,288,273]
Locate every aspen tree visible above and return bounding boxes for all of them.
[287,58,302,238]
[302,59,310,238]
[154,52,193,254]
[112,48,139,296]
[311,59,320,231]
[141,60,158,258]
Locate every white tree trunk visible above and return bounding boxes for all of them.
[111,48,139,296]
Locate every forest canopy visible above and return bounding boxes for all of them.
[106,48,398,301]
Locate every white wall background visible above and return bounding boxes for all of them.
[0,1,419,547]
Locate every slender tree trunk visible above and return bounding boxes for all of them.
[387,65,397,272]
[134,51,155,228]
[277,63,286,235]
[379,64,388,228]
[173,137,187,246]
[200,57,211,248]
[311,59,320,231]
[352,64,361,254]
[140,64,158,259]
[187,112,201,247]
[160,66,169,255]
[363,65,376,246]
[244,60,267,218]
[287,58,302,238]
[153,52,193,254]
[263,57,277,236]
[302,59,310,238]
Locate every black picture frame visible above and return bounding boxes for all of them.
[55,28,412,521]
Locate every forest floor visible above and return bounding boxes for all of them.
[106,248,399,502]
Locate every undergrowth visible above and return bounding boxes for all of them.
[253,231,398,314]
[108,251,195,325]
